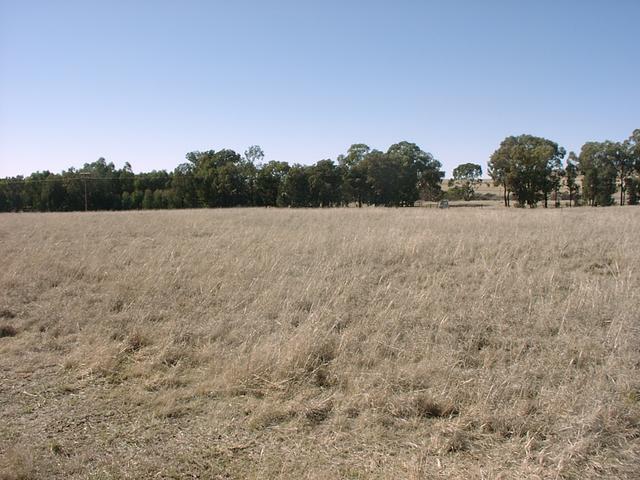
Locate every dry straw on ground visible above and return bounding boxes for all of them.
[0,207,639,479]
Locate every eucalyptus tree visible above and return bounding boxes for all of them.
[308,159,342,207]
[280,164,311,207]
[489,135,565,207]
[185,149,254,207]
[628,129,640,172]
[488,137,516,206]
[172,162,199,208]
[386,141,444,206]
[603,141,632,206]
[578,142,616,206]
[338,144,371,207]
[243,145,265,166]
[565,152,579,207]
[624,130,640,205]
[255,160,290,206]
[362,149,399,206]
[449,163,483,201]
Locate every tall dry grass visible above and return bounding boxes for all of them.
[0,207,639,479]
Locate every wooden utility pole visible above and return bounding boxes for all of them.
[80,172,90,211]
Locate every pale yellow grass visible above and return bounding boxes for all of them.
[0,207,638,479]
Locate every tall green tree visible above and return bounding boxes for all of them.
[363,150,401,206]
[578,142,617,206]
[0,178,25,211]
[338,144,371,207]
[565,152,579,207]
[40,174,66,211]
[172,162,199,208]
[628,129,640,173]
[186,149,253,207]
[603,141,633,205]
[79,158,122,210]
[387,141,444,206]
[116,162,135,196]
[244,145,265,166]
[308,159,342,207]
[626,130,640,205]
[488,137,516,207]
[449,163,483,201]
[121,191,133,210]
[255,161,290,206]
[489,135,565,208]
[280,165,311,207]
[546,159,565,208]
[142,189,154,209]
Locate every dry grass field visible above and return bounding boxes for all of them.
[1,207,639,479]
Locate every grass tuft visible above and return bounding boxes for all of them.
[0,324,17,338]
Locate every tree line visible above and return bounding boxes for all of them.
[0,142,445,211]
[487,130,640,207]
[0,131,638,212]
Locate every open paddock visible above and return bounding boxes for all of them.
[1,207,639,479]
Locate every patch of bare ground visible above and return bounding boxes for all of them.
[0,207,639,478]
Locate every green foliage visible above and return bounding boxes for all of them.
[280,165,311,207]
[244,145,265,166]
[444,186,465,201]
[142,189,154,209]
[185,149,254,207]
[4,131,638,212]
[350,142,444,206]
[389,141,444,205]
[345,162,369,207]
[449,163,482,201]
[308,160,342,207]
[363,149,401,206]
[121,191,133,210]
[255,161,289,206]
[489,135,565,207]
[565,152,580,206]
[335,142,443,206]
[172,163,199,208]
[629,129,640,173]
[488,138,515,206]
[339,144,371,207]
[578,142,617,206]
[577,137,638,207]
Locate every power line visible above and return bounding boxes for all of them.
[0,175,178,185]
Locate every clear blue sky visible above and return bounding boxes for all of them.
[1,0,638,177]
